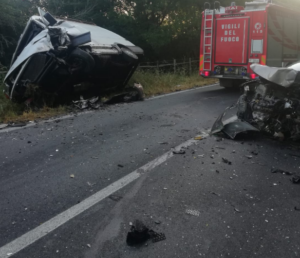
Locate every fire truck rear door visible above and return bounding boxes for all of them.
[215,17,250,64]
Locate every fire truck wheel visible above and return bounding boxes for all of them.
[219,79,233,88]
[219,79,245,88]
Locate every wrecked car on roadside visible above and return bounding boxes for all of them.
[3,8,143,103]
[212,63,300,140]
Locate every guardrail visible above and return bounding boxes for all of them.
[0,58,201,75]
[138,58,199,75]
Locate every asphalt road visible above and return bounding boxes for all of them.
[1,85,300,258]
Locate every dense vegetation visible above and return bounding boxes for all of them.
[1,0,298,66]
[1,0,299,66]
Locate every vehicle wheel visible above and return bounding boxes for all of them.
[68,48,95,74]
[219,79,246,88]
[219,79,233,88]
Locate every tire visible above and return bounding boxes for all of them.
[219,79,233,88]
[219,79,246,88]
[68,48,95,74]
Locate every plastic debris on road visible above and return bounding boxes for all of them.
[173,149,185,155]
[185,209,200,216]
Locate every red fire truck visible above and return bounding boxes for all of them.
[199,0,300,88]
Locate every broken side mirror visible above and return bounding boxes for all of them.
[38,7,57,26]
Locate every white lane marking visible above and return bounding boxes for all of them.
[147,83,219,100]
[0,132,209,257]
[0,111,94,134]
[0,84,219,134]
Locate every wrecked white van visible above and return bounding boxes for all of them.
[4,8,143,102]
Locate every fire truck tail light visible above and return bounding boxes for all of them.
[250,73,256,79]
[204,71,210,76]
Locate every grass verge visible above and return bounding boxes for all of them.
[130,70,218,96]
[0,70,217,123]
[0,74,66,123]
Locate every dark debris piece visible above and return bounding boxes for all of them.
[73,96,101,110]
[126,220,166,246]
[291,175,300,184]
[8,123,27,127]
[109,195,123,202]
[126,220,150,246]
[173,150,185,155]
[271,168,294,176]
[294,207,300,211]
[222,158,232,165]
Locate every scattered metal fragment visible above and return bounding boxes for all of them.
[245,155,253,159]
[73,96,101,110]
[234,208,241,213]
[70,174,75,178]
[185,209,200,217]
[118,164,124,168]
[194,136,203,140]
[210,192,221,197]
[271,168,294,176]
[159,142,168,145]
[222,158,232,165]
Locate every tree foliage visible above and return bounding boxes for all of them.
[0,0,298,65]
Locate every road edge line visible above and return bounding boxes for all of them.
[0,132,209,257]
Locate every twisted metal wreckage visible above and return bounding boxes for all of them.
[212,63,300,140]
[3,8,144,103]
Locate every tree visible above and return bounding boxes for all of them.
[0,0,40,65]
